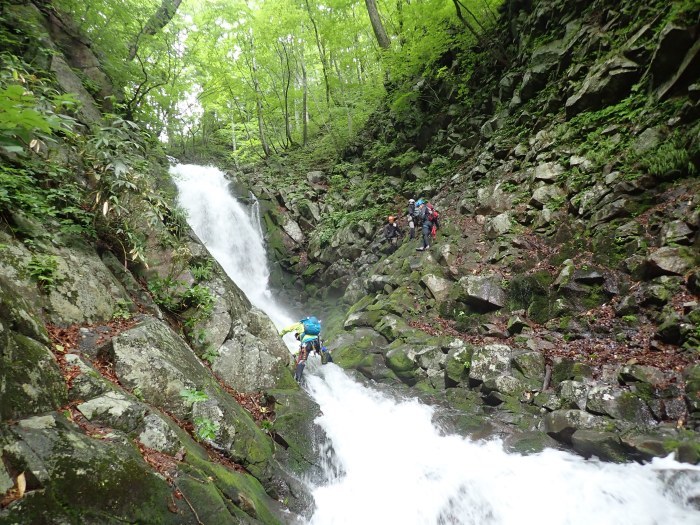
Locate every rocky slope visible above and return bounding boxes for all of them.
[1,3,321,523]
[243,0,700,462]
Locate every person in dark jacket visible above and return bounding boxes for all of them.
[415,200,432,251]
[406,199,417,239]
[384,215,401,253]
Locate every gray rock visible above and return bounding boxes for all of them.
[415,346,446,371]
[618,364,666,387]
[533,162,565,181]
[649,23,695,88]
[644,246,695,277]
[0,329,67,421]
[559,380,589,410]
[458,274,506,311]
[544,409,609,444]
[565,56,641,117]
[470,344,513,384]
[483,374,527,397]
[213,320,294,392]
[634,127,665,154]
[421,274,453,303]
[591,197,629,225]
[476,183,514,214]
[572,184,609,217]
[307,170,325,184]
[282,216,305,244]
[530,184,565,209]
[138,413,183,455]
[50,55,103,124]
[571,430,627,462]
[660,220,693,245]
[107,318,275,477]
[512,351,545,381]
[586,385,622,417]
[484,212,512,238]
[77,391,146,432]
[554,259,576,287]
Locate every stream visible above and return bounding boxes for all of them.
[171,164,700,525]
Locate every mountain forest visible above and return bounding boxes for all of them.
[1,0,700,523]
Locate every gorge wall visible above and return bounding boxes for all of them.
[244,0,700,462]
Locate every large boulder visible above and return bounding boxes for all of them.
[106,318,275,479]
[0,233,133,326]
[544,409,609,444]
[565,56,642,117]
[456,275,506,311]
[469,344,513,385]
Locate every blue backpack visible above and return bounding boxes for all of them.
[301,316,321,336]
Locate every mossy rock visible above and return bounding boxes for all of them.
[385,347,418,385]
[509,270,555,323]
[571,430,628,462]
[369,286,417,317]
[505,431,560,455]
[0,274,48,343]
[1,414,185,524]
[445,351,472,386]
[333,344,376,371]
[0,331,67,421]
[551,358,592,387]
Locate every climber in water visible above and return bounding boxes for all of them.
[279,316,324,382]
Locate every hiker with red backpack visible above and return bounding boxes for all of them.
[279,316,329,382]
[415,199,440,251]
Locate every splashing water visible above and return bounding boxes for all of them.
[171,164,700,525]
[305,366,700,525]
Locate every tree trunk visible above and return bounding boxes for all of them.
[365,0,391,50]
[128,0,183,60]
[304,0,332,104]
[247,35,271,157]
[280,40,295,147]
[300,52,309,146]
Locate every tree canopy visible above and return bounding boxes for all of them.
[52,0,502,161]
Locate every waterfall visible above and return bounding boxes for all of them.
[171,164,700,525]
[171,164,293,329]
[250,190,264,238]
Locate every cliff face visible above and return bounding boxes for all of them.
[0,3,318,522]
[249,0,700,462]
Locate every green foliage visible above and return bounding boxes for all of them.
[112,299,132,320]
[179,388,209,407]
[190,260,214,281]
[27,254,59,290]
[0,54,78,155]
[194,417,219,441]
[202,346,219,364]
[640,132,697,179]
[148,277,215,330]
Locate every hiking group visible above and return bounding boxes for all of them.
[384,197,440,252]
[280,198,439,381]
[279,316,332,382]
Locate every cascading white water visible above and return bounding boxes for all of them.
[171,164,293,329]
[305,367,700,525]
[171,164,700,525]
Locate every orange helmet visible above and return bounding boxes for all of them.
[388,216,395,223]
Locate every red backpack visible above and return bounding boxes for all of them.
[426,203,439,222]
[426,203,440,237]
